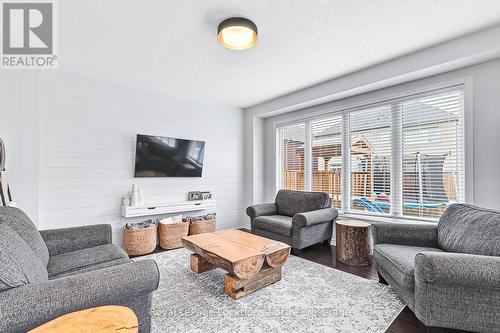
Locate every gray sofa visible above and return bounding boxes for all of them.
[0,206,159,333]
[372,204,500,332]
[247,190,338,252]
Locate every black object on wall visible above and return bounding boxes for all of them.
[134,134,205,177]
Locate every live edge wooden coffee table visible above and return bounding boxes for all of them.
[182,229,291,299]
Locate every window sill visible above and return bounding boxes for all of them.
[339,212,438,225]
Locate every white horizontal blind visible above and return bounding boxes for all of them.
[348,105,392,214]
[276,85,465,221]
[280,123,306,191]
[400,88,464,218]
[311,115,342,208]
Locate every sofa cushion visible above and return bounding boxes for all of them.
[252,215,293,237]
[438,204,500,256]
[275,190,331,217]
[47,244,129,279]
[0,224,48,291]
[0,206,49,266]
[373,244,443,289]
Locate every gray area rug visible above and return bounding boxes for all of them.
[141,248,404,333]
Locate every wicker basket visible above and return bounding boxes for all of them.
[123,223,157,256]
[188,218,216,235]
[159,221,189,250]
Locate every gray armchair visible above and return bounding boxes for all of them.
[0,206,159,333]
[372,204,500,332]
[247,190,338,252]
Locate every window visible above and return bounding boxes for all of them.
[405,127,440,145]
[312,116,342,208]
[279,123,306,191]
[276,85,465,220]
[401,89,464,218]
[349,105,392,214]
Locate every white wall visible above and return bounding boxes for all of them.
[0,71,40,224]
[243,112,264,205]
[38,69,245,241]
[1,69,246,242]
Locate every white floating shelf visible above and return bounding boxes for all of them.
[121,199,216,218]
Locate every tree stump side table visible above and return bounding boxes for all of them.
[335,219,372,266]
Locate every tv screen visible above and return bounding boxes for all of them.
[134,134,205,177]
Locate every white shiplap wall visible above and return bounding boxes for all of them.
[39,70,245,243]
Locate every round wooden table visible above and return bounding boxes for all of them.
[28,306,138,333]
[335,219,372,266]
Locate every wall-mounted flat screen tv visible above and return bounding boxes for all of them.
[134,134,205,177]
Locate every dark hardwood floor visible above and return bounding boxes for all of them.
[292,243,469,333]
[294,243,426,333]
[138,237,468,333]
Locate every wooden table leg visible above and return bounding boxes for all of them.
[190,253,216,273]
[224,265,281,299]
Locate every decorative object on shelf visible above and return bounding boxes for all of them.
[122,196,131,207]
[123,220,157,256]
[159,219,189,250]
[188,191,202,201]
[201,191,212,200]
[186,213,216,235]
[121,186,145,208]
[138,188,145,206]
[130,184,140,206]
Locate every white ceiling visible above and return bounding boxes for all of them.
[59,0,500,108]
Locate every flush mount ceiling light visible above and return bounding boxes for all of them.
[217,17,258,50]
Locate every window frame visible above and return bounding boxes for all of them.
[310,114,344,209]
[273,79,473,222]
[278,122,307,191]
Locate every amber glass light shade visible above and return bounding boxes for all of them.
[217,17,258,50]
